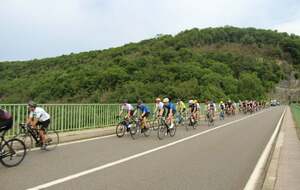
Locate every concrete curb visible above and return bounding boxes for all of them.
[57,126,115,143]
[244,107,286,190]
[262,119,285,190]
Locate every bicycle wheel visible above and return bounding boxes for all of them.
[192,120,197,129]
[208,115,212,126]
[169,124,176,137]
[0,138,26,167]
[187,117,194,131]
[15,133,33,151]
[44,130,59,151]
[157,124,167,140]
[143,121,151,137]
[130,123,138,140]
[186,118,191,131]
[152,119,159,131]
[116,123,126,138]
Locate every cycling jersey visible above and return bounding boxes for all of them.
[0,109,12,121]
[29,107,50,122]
[164,102,176,113]
[137,104,150,114]
[220,104,225,110]
[196,103,200,110]
[189,104,197,112]
[156,102,164,110]
[177,101,186,112]
[121,103,134,111]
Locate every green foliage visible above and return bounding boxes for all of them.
[1,26,299,103]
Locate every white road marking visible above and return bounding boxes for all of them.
[243,107,286,190]
[27,108,274,190]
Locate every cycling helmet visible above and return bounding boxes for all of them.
[28,100,37,108]
[188,100,194,104]
[163,98,169,103]
[137,99,143,105]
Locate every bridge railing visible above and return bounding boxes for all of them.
[1,104,160,136]
[1,103,222,136]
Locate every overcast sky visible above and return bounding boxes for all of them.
[1,0,300,61]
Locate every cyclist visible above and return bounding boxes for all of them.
[119,100,135,131]
[162,98,176,129]
[176,99,186,113]
[154,98,164,118]
[188,100,198,122]
[196,100,201,119]
[219,101,225,112]
[26,101,51,149]
[176,99,186,123]
[0,108,13,133]
[207,101,216,118]
[136,100,151,133]
[219,101,225,119]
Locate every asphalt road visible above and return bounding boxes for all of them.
[0,106,285,190]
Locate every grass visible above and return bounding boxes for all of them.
[290,104,300,140]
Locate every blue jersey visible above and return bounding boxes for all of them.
[137,104,150,113]
[164,102,176,112]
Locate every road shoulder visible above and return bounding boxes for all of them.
[263,107,300,190]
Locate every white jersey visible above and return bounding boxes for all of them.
[121,103,134,111]
[29,107,50,122]
[196,103,201,110]
[156,102,164,110]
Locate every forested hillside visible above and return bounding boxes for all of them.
[1,26,300,103]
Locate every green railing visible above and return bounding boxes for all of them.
[291,104,300,129]
[1,104,156,136]
[1,103,223,136]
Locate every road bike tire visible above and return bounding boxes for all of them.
[192,120,197,129]
[152,120,159,131]
[143,121,151,137]
[116,123,126,138]
[130,124,138,140]
[169,125,176,137]
[44,130,59,151]
[157,124,167,140]
[0,138,26,167]
[15,133,33,151]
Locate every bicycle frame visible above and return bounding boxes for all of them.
[20,124,40,143]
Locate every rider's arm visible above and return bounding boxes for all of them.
[159,109,163,117]
[127,110,131,118]
[141,111,146,118]
[119,110,123,116]
[26,112,34,125]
